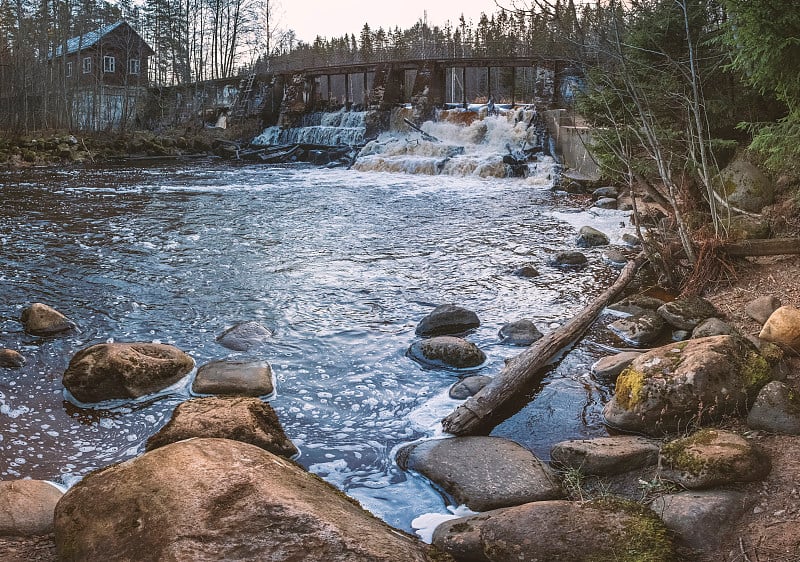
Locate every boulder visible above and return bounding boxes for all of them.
[449,375,492,400]
[20,303,76,337]
[601,249,628,266]
[216,321,274,351]
[592,186,619,200]
[432,498,675,562]
[415,304,480,337]
[590,351,641,381]
[0,480,63,536]
[146,397,298,457]
[550,436,660,476]
[593,197,618,210]
[659,429,771,489]
[512,264,539,278]
[407,336,486,370]
[498,319,543,346]
[759,305,800,350]
[691,317,736,339]
[62,342,194,403]
[396,437,561,512]
[650,490,749,550]
[576,226,610,248]
[621,233,642,247]
[746,381,800,434]
[608,310,666,346]
[603,335,771,435]
[54,439,443,562]
[550,251,587,268]
[718,158,774,213]
[192,360,274,397]
[745,295,782,325]
[607,295,665,316]
[657,296,719,330]
[0,349,25,368]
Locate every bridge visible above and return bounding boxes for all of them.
[272,55,581,123]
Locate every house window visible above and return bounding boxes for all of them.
[82,57,92,74]
[103,56,115,73]
[128,59,140,75]
[66,61,73,77]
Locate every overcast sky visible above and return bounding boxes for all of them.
[281,1,503,43]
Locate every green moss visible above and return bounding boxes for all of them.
[741,352,771,395]
[587,497,677,562]
[615,368,646,410]
[660,429,719,473]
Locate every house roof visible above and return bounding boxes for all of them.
[52,21,152,58]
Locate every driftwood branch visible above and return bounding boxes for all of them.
[723,238,800,257]
[441,252,648,436]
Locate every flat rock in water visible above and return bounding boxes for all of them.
[498,319,543,346]
[759,305,800,351]
[146,396,298,457]
[550,436,660,476]
[0,480,63,536]
[433,499,675,562]
[608,310,666,346]
[591,351,641,381]
[20,303,76,337]
[692,317,736,339]
[407,336,486,370]
[415,304,480,337]
[62,342,195,403]
[396,437,561,512]
[657,296,719,330]
[659,429,771,489]
[650,490,749,550]
[216,321,274,351]
[0,349,25,368]
[746,381,800,434]
[449,375,492,400]
[192,359,274,396]
[55,439,442,562]
[745,295,782,325]
[603,335,771,435]
[550,251,587,268]
[576,225,610,248]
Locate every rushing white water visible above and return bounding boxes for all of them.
[252,110,367,147]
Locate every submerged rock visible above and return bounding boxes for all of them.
[216,321,274,351]
[512,264,540,278]
[0,349,25,368]
[415,304,480,337]
[659,429,771,489]
[146,396,297,457]
[498,319,543,346]
[54,438,442,561]
[192,359,274,397]
[603,335,771,435]
[0,480,63,536]
[407,336,486,369]
[20,303,76,337]
[396,436,561,512]
[433,498,676,562]
[62,342,194,403]
[449,375,492,400]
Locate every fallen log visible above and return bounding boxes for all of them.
[723,238,800,257]
[441,252,648,436]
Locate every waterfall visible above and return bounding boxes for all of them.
[252,110,366,147]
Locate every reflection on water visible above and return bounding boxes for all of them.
[0,160,635,532]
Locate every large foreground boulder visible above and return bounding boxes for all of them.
[718,158,774,213]
[145,397,297,457]
[433,498,676,562]
[603,335,771,435]
[397,437,561,511]
[54,438,445,562]
[62,343,194,403]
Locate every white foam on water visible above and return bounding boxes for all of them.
[412,504,480,543]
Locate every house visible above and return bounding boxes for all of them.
[52,21,154,130]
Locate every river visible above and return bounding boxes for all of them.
[0,115,637,536]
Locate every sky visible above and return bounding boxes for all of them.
[280,0,503,43]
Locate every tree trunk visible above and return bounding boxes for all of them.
[441,252,648,436]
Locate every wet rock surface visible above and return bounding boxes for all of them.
[407,336,486,369]
[498,319,543,346]
[449,375,492,400]
[0,349,26,368]
[192,359,274,397]
[215,321,274,352]
[415,304,480,337]
[20,303,76,337]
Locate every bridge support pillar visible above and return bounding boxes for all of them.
[277,73,310,128]
[410,62,445,122]
[368,64,403,110]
